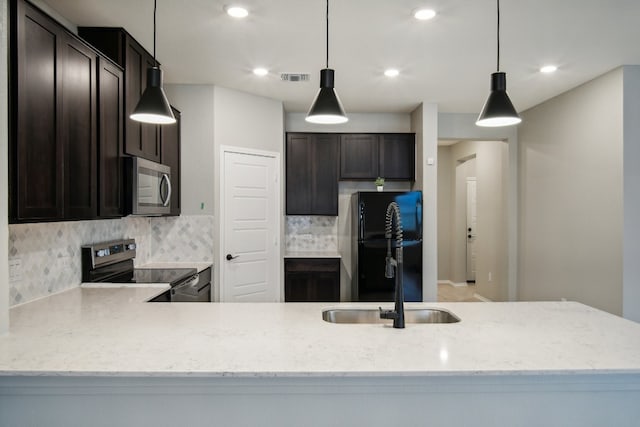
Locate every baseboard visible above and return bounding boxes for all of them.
[473,293,493,302]
[438,280,468,288]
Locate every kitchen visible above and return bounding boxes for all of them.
[2,0,640,426]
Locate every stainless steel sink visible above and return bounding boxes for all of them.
[322,308,460,324]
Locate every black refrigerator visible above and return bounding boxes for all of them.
[351,191,423,302]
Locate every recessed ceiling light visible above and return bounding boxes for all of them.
[414,8,436,20]
[253,67,268,76]
[384,69,400,78]
[225,5,249,18]
[540,65,558,74]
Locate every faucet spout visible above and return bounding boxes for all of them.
[379,201,405,329]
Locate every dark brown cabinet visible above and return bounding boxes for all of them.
[10,0,100,222]
[286,133,338,216]
[78,27,161,162]
[97,57,124,218]
[161,107,181,216]
[339,134,379,179]
[285,258,340,302]
[339,133,415,181]
[379,134,415,180]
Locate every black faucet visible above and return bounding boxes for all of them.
[379,201,405,328]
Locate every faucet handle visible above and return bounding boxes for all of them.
[379,307,399,320]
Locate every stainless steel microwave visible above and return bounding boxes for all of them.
[125,157,172,216]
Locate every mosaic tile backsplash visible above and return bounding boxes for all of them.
[8,215,214,306]
[285,216,338,252]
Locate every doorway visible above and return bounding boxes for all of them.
[437,140,508,302]
[466,177,477,282]
[219,147,280,302]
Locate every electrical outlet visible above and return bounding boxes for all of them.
[9,258,22,283]
[488,272,492,282]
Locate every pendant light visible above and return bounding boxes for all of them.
[476,0,521,127]
[305,0,348,124]
[130,0,176,125]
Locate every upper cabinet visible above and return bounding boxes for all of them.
[78,27,161,162]
[97,57,124,218]
[286,133,339,216]
[10,0,106,222]
[339,134,379,179]
[161,107,181,216]
[339,133,415,181]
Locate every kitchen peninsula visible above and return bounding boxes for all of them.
[1,286,639,426]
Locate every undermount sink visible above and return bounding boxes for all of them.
[322,308,460,324]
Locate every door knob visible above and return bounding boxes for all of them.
[226,254,238,261]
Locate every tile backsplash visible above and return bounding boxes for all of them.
[285,216,338,252]
[8,215,214,306]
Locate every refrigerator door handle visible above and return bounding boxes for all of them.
[417,198,423,238]
[359,202,365,241]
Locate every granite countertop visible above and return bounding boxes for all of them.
[2,287,640,377]
[284,251,342,258]
[137,261,213,272]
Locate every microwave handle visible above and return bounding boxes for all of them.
[160,173,172,207]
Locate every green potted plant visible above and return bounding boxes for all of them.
[375,177,385,192]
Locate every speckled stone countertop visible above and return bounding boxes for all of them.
[1,287,640,377]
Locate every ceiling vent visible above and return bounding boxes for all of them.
[280,73,310,82]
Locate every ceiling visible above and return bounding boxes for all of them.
[43,0,640,115]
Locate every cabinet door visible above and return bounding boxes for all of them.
[311,134,338,215]
[161,107,181,216]
[379,134,415,180]
[339,134,379,179]
[284,259,340,302]
[124,37,160,162]
[285,133,313,214]
[61,34,98,219]
[12,0,64,221]
[97,57,124,218]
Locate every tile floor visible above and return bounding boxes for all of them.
[437,283,484,302]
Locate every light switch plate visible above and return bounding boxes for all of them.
[9,258,22,283]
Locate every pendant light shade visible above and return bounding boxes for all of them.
[476,72,521,127]
[476,0,520,127]
[130,67,176,124]
[305,0,348,124]
[130,0,176,125]
[306,69,348,124]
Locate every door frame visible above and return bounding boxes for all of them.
[218,145,282,302]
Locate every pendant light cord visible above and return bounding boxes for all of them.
[496,0,500,72]
[153,0,157,67]
[325,0,329,69]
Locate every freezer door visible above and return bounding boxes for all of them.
[356,240,422,302]
[358,191,422,241]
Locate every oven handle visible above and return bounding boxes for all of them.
[171,274,200,293]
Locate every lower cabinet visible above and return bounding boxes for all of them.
[284,258,340,302]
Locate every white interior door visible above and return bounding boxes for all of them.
[221,149,280,302]
[466,178,477,282]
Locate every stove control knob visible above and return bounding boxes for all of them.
[96,249,106,257]
[127,243,136,251]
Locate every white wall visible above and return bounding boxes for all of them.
[213,87,284,300]
[436,146,452,281]
[164,85,215,215]
[412,103,439,302]
[1,0,9,334]
[438,113,518,300]
[518,68,623,315]
[286,112,411,133]
[623,65,640,322]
